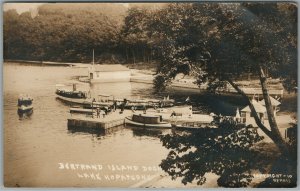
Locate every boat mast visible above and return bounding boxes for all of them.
[93,49,95,66]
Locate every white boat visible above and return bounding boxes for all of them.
[172,122,217,130]
[168,112,216,130]
[125,114,172,128]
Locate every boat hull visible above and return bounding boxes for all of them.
[18,106,33,119]
[56,95,113,107]
[70,108,94,115]
[56,95,174,110]
[173,124,217,131]
[18,105,33,113]
[125,117,172,129]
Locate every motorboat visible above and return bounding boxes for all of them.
[125,113,172,128]
[18,95,33,114]
[55,84,87,99]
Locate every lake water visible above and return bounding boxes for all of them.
[3,63,217,187]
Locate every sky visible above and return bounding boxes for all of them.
[3,3,44,14]
[3,3,130,14]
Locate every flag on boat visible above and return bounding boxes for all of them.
[185,96,190,102]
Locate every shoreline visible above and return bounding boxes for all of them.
[4,59,90,67]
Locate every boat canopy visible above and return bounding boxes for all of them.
[132,114,163,124]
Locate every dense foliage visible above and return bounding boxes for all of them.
[149,3,297,186]
[4,4,126,62]
[160,121,265,187]
[4,3,296,77]
[160,120,297,187]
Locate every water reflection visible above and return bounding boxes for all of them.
[18,110,33,120]
[55,97,74,106]
[89,82,133,99]
[129,127,163,138]
[68,125,124,136]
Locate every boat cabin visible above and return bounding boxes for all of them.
[56,89,87,99]
[18,96,33,106]
[132,114,163,124]
[88,64,131,83]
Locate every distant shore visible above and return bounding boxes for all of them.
[4,59,90,67]
[4,59,288,98]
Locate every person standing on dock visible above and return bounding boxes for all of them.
[96,108,100,118]
[113,101,117,112]
[120,99,127,114]
[101,110,105,118]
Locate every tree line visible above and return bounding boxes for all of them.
[4,3,296,75]
[3,3,167,64]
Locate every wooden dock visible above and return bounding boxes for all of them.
[67,110,132,133]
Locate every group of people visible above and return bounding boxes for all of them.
[91,100,117,118]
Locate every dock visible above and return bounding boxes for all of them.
[67,110,132,133]
[56,95,113,107]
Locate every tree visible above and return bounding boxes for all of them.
[121,7,153,64]
[3,3,126,62]
[159,120,283,187]
[149,2,297,187]
[151,2,297,154]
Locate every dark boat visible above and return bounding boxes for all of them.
[55,84,87,99]
[18,95,33,114]
[55,84,174,110]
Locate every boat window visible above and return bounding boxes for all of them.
[241,112,246,118]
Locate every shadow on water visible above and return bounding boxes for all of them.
[18,110,33,120]
[67,125,124,137]
[55,97,79,107]
[157,92,248,115]
[128,126,163,138]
